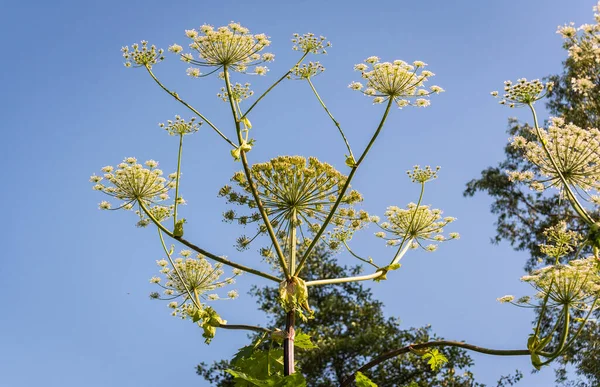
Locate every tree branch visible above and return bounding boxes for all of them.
[339,341,530,387]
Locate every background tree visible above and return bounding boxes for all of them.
[198,245,523,387]
[464,3,600,385]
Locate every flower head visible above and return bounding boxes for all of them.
[150,255,238,334]
[518,257,600,309]
[159,115,201,136]
[91,158,179,227]
[508,117,600,194]
[378,203,457,251]
[216,82,253,102]
[173,22,274,74]
[291,33,331,54]
[539,221,582,259]
[220,156,372,258]
[492,78,553,108]
[407,165,441,184]
[351,57,442,108]
[122,41,164,68]
[91,157,175,208]
[289,62,325,79]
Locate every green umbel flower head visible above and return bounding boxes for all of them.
[219,156,375,258]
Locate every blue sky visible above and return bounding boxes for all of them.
[0,0,596,386]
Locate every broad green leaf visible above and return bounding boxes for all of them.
[294,331,317,350]
[231,334,268,365]
[355,371,378,386]
[231,348,284,380]
[422,349,448,371]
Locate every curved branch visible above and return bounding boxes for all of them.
[240,52,309,120]
[217,323,272,333]
[339,340,530,387]
[138,201,281,283]
[144,65,237,148]
[222,67,290,279]
[295,98,395,276]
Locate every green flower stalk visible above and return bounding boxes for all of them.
[350,57,444,108]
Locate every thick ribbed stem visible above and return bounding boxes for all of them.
[283,310,296,375]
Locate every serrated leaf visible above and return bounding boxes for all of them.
[294,331,317,350]
[231,335,268,365]
[422,349,448,371]
[231,348,284,380]
[355,371,378,386]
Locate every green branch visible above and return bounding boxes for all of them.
[306,239,411,287]
[295,98,394,276]
[223,67,291,279]
[173,134,183,229]
[240,52,309,120]
[144,65,237,148]
[217,323,272,333]
[306,77,354,159]
[528,103,594,225]
[340,341,530,387]
[138,201,281,282]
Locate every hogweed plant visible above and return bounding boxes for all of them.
[92,11,600,387]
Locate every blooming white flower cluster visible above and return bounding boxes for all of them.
[219,156,374,256]
[407,165,441,184]
[520,257,600,309]
[539,221,582,259]
[216,82,254,102]
[289,61,325,79]
[291,33,331,54]
[91,157,176,212]
[508,117,600,194]
[122,41,164,68]
[159,115,201,136]
[150,252,241,319]
[350,57,443,108]
[491,78,553,108]
[376,203,458,251]
[557,2,600,64]
[171,22,274,75]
